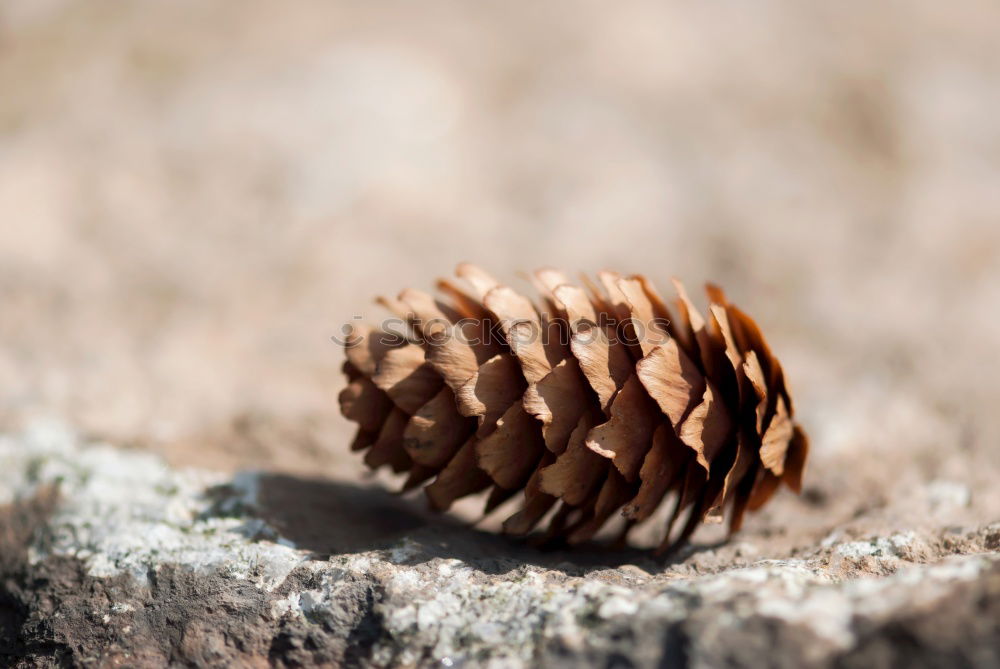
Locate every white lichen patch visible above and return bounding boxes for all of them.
[3,420,303,590]
[835,532,916,559]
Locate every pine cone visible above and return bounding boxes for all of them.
[338,264,807,554]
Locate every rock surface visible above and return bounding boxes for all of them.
[2,421,999,668]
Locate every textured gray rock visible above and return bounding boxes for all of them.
[2,421,999,668]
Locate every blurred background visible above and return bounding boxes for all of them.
[1,0,998,531]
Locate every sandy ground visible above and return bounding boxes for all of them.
[2,0,999,550]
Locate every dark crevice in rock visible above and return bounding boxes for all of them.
[657,623,690,669]
[0,486,62,666]
[343,581,385,667]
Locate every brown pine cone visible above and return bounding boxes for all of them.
[338,264,807,554]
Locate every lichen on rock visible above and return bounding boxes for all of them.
[1,421,998,668]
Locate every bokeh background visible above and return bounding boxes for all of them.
[2,1,998,538]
